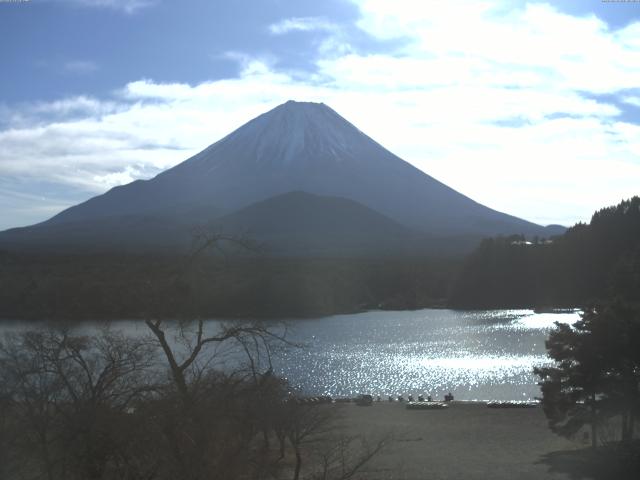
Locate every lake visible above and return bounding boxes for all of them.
[271,309,579,401]
[0,308,579,401]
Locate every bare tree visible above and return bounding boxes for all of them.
[144,318,286,404]
[140,315,293,480]
[1,323,388,480]
[310,433,388,480]
[138,230,387,480]
[0,328,157,480]
[278,400,387,480]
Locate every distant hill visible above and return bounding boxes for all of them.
[212,191,425,256]
[0,100,563,255]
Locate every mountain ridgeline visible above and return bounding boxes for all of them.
[0,100,561,256]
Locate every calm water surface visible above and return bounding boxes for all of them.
[0,309,579,401]
[270,309,579,401]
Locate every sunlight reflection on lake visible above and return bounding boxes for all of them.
[270,309,581,401]
[0,308,581,401]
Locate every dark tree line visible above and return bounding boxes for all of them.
[451,197,640,309]
[0,252,457,321]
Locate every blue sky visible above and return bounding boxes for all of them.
[1,0,640,230]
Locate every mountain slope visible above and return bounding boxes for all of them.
[41,101,556,237]
[0,214,193,253]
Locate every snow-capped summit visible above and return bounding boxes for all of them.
[172,100,385,171]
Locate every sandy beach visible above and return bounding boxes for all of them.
[336,401,584,480]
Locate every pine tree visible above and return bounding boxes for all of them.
[535,302,640,447]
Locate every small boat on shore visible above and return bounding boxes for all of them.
[487,400,538,408]
[406,401,449,410]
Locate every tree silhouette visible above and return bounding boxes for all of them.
[535,302,640,447]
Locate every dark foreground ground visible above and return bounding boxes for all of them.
[336,402,638,480]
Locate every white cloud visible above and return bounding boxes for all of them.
[268,16,337,35]
[353,1,640,93]
[623,96,640,108]
[2,0,640,229]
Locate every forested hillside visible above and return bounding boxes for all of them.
[0,252,456,320]
[450,197,640,308]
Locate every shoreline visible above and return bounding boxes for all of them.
[335,401,582,480]
[0,305,582,323]
[332,398,541,404]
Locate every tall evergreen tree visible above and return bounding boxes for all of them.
[535,302,640,447]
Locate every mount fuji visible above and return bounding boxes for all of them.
[0,101,563,255]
